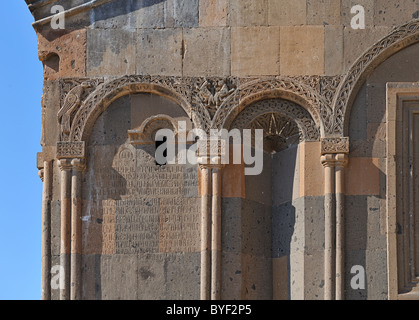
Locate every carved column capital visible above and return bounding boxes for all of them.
[57,159,73,171]
[321,153,349,168]
[71,158,86,172]
[334,153,349,168]
[197,139,227,169]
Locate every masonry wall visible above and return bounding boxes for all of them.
[29,0,419,300]
[346,41,419,299]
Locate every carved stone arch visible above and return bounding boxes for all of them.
[68,76,205,143]
[230,98,320,143]
[212,77,328,137]
[333,18,419,136]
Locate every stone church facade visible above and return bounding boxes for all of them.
[26,0,419,300]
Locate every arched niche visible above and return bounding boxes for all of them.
[220,98,323,300]
[345,41,419,300]
[80,93,201,300]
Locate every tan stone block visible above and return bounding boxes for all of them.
[273,256,288,300]
[87,29,136,77]
[231,26,280,76]
[38,30,86,81]
[346,158,380,196]
[199,0,228,27]
[223,160,245,198]
[136,28,183,77]
[228,0,268,27]
[324,25,344,75]
[374,0,419,27]
[343,26,391,71]
[280,26,325,76]
[268,0,306,25]
[183,28,231,77]
[299,141,324,197]
[307,0,342,25]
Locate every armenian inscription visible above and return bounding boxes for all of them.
[89,145,200,255]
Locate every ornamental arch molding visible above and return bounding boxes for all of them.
[335,18,419,136]
[212,77,328,137]
[229,98,320,143]
[68,76,206,144]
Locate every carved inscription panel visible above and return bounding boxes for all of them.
[83,144,200,255]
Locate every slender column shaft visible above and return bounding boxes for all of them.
[322,155,336,300]
[70,159,84,300]
[58,159,72,300]
[40,161,52,300]
[200,166,211,300]
[211,167,222,300]
[335,154,348,300]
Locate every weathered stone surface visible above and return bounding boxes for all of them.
[38,30,86,80]
[299,142,324,197]
[134,0,166,29]
[136,28,183,76]
[272,145,299,206]
[199,0,228,27]
[280,26,325,76]
[86,29,136,77]
[228,0,268,27]
[165,0,199,28]
[91,0,137,29]
[374,0,419,26]
[231,26,280,76]
[267,0,306,25]
[307,0,342,25]
[324,25,344,75]
[345,159,380,196]
[183,28,231,77]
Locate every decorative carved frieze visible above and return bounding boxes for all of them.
[56,141,85,159]
[321,137,350,155]
[59,75,348,144]
[193,78,237,118]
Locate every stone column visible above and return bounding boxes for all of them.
[211,165,223,300]
[58,159,72,300]
[335,153,348,300]
[197,138,226,300]
[321,154,336,301]
[199,165,211,300]
[56,141,85,300]
[39,160,52,300]
[321,138,349,301]
[70,158,85,300]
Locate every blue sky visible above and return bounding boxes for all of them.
[0,2,44,300]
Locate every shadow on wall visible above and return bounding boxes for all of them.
[271,145,298,300]
[39,0,167,41]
